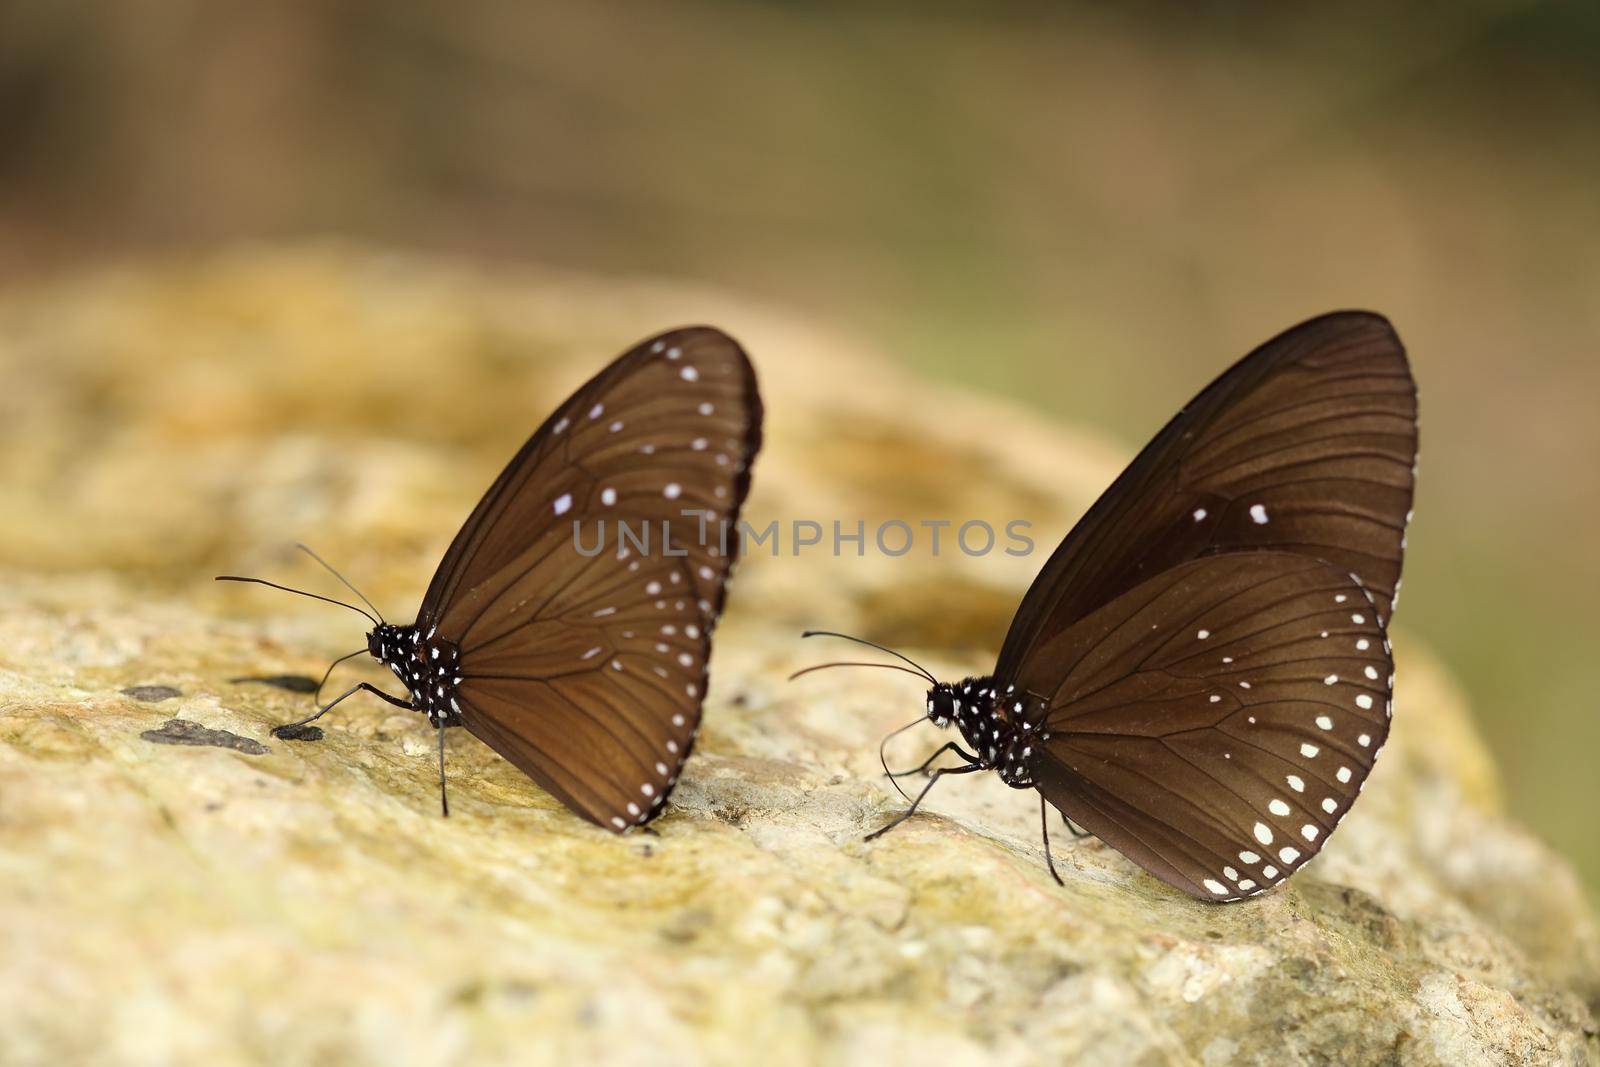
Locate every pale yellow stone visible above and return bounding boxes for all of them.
[0,246,1594,1065]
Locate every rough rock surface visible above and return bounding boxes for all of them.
[0,247,1594,1066]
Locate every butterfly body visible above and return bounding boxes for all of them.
[928,677,1044,789]
[368,623,464,729]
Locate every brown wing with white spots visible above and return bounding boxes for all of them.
[455,554,713,829]
[418,327,761,830]
[1021,552,1392,901]
[997,311,1416,682]
[421,326,761,635]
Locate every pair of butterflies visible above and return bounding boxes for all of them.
[223,312,1416,903]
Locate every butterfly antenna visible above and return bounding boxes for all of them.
[799,631,937,683]
[297,543,385,624]
[787,661,934,683]
[214,576,380,626]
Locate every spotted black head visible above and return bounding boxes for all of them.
[367,622,407,664]
[925,682,958,727]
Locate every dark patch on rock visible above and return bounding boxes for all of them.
[231,674,319,694]
[140,718,269,755]
[452,979,539,1007]
[122,685,182,702]
[659,907,715,945]
[272,723,325,742]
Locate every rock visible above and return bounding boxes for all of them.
[0,246,1594,1066]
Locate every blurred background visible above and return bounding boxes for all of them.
[1,1,1595,900]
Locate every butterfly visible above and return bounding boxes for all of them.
[802,311,1416,901]
[220,327,763,829]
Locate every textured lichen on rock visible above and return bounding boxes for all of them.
[140,717,271,754]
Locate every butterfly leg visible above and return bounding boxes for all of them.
[1039,795,1065,886]
[311,648,369,703]
[437,726,450,818]
[273,681,411,737]
[1060,813,1093,839]
[887,741,980,778]
[864,763,982,842]
[879,716,929,802]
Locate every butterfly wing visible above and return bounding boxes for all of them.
[420,327,762,830]
[1020,552,1392,900]
[996,311,1416,682]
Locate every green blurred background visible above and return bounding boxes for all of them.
[2,1,1596,898]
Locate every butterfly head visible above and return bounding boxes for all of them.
[925,682,960,728]
[367,623,402,663]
